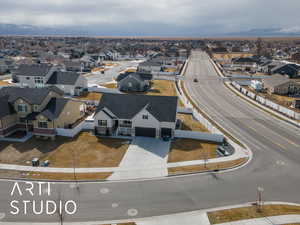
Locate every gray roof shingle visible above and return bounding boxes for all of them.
[96,93,178,122]
[0,87,63,105]
[14,63,53,77]
[46,71,80,85]
[40,98,69,120]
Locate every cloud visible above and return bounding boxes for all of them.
[0,0,299,36]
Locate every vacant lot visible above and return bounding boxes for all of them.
[0,132,130,168]
[208,204,300,224]
[168,139,217,163]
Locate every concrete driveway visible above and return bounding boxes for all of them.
[108,137,170,180]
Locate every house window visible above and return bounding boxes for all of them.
[128,82,132,88]
[38,121,48,128]
[26,77,30,80]
[17,104,28,113]
[34,77,44,84]
[142,115,148,120]
[33,105,39,112]
[98,120,107,127]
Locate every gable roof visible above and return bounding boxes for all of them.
[263,74,291,87]
[116,72,152,82]
[46,71,80,85]
[0,95,15,118]
[96,93,178,122]
[40,98,69,120]
[0,86,64,105]
[14,63,53,77]
[271,63,300,73]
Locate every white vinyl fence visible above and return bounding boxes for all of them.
[56,121,94,137]
[232,81,300,121]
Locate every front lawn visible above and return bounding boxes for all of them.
[0,132,130,168]
[168,139,217,163]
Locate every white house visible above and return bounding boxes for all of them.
[94,93,178,138]
[13,64,87,96]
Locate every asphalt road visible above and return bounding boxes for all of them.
[0,51,299,223]
[86,60,141,85]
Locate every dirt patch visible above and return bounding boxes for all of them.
[168,139,217,163]
[168,158,248,175]
[208,204,300,224]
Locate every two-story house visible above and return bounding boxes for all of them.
[94,93,178,138]
[0,87,86,138]
[13,64,57,88]
[13,64,87,96]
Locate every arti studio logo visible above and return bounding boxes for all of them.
[9,182,77,216]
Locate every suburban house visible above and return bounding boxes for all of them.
[116,72,153,92]
[62,60,84,72]
[45,71,87,96]
[230,57,258,72]
[94,93,178,138]
[138,60,163,73]
[262,74,300,95]
[270,63,300,78]
[12,64,87,96]
[12,63,57,87]
[0,87,86,138]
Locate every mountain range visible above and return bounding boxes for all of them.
[0,23,300,37]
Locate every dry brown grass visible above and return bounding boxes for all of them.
[27,172,112,180]
[102,83,117,89]
[40,132,130,168]
[168,139,217,163]
[76,92,103,101]
[0,132,130,168]
[168,158,247,175]
[208,204,300,224]
[0,80,10,86]
[177,114,208,132]
[147,80,177,96]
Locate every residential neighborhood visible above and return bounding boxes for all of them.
[0,35,299,225]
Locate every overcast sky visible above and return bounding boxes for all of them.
[0,0,299,36]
